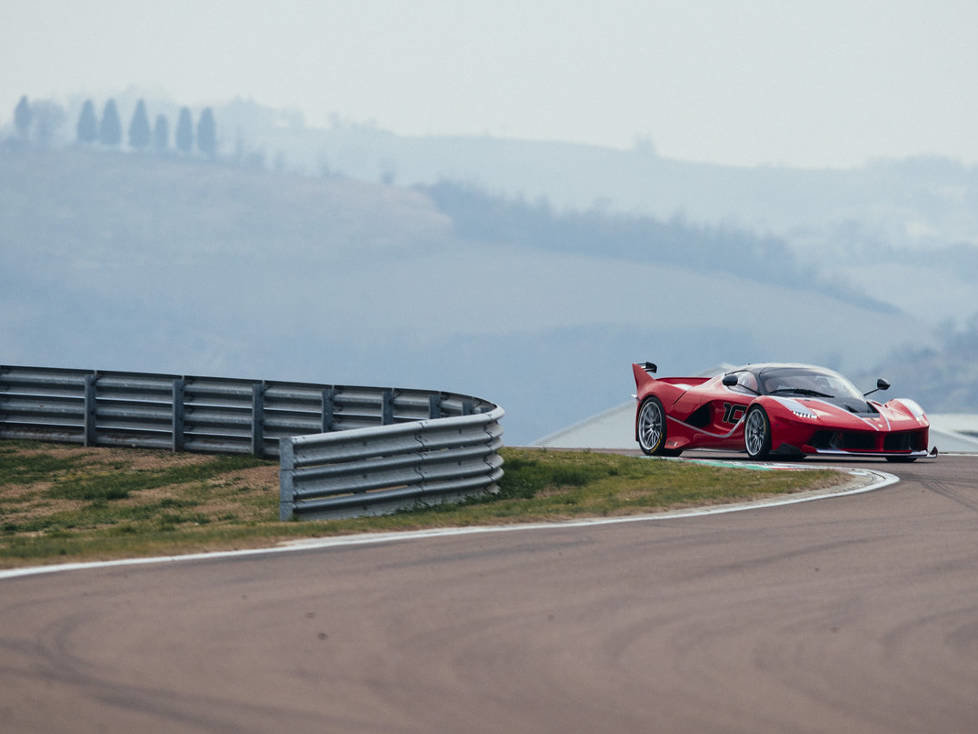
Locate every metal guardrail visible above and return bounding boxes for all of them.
[0,365,505,519]
[279,408,505,520]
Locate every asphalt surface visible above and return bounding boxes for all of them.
[1,453,976,733]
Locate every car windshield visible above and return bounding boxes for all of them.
[758,367,863,400]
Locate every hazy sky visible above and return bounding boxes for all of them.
[2,0,977,168]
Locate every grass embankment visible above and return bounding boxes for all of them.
[0,441,840,568]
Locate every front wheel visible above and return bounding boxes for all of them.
[744,405,772,460]
[637,397,681,456]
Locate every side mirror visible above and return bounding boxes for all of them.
[864,378,890,397]
[722,374,738,387]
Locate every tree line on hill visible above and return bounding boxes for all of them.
[422,180,895,313]
[9,95,217,157]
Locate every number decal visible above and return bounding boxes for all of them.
[722,403,747,424]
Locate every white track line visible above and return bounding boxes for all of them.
[0,466,897,581]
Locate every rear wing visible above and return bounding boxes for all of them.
[633,362,711,395]
[632,362,657,392]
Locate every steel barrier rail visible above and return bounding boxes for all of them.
[0,365,504,519]
[279,407,505,520]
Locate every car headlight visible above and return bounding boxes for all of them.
[895,398,926,419]
[776,397,817,419]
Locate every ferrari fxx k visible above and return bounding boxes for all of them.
[632,362,929,461]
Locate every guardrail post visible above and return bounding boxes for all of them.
[83,373,97,446]
[428,393,442,419]
[462,399,474,416]
[279,438,295,520]
[321,387,335,432]
[252,381,266,457]
[172,377,185,452]
[381,388,394,425]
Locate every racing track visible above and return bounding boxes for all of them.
[1,454,976,733]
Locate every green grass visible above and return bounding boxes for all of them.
[45,455,268,501]
[320,449,839,529]
[0,450,90,485]
[0,442,842,568]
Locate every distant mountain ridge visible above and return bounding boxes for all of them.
[211,99,978,249]
[214,98,978,329]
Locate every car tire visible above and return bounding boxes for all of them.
[637,396,677,456]
[744,405,772,460]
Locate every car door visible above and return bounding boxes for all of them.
[711,371,756,445]
[668,373,754,448]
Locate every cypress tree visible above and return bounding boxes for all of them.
[153,114,169,153]
[175,107,193,153]
[196,107,216,158]
[14,95,32,139]
[128,99,150,150]
[99,99,122,146]
[76,99,98,143]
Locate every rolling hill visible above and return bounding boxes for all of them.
[0,146,939,442]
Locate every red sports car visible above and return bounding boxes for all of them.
[632,362,929,461]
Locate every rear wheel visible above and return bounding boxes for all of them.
[744,405,771,460]
[637,397,681,456]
